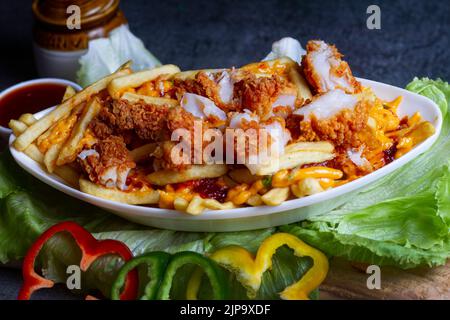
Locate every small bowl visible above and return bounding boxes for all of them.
[0,78,82,140]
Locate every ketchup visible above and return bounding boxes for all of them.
[0,82,68,127]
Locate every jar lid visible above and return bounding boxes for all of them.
[32,0,120,28]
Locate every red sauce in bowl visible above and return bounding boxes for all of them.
[0,82,68,127]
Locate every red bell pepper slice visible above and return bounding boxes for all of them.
[18,221,138,300]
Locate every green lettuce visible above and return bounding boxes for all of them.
[406,77,449,117]
[76,25,161,87]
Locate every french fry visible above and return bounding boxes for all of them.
[23,144,44,164]
[291,178,324,198]
[35,124,54,147]
[54,166,80,187]
[10,119,80,186]
[172,69,224,81]
[13,66,131,151]
[247,194,263,206]
[44,143,63,173]
[56,98,102,166]
[121,92,178,107]
[62,85,77,102]
[261,187,290,206]
[108,64,181,99]
[79,179,159,204]
[289,67,312,100]
[284,141,334,154]
[18,113,37,126]
[129,143,157,162]
[185,195,235,215]
[23,143,79,186]
[252,142,335,175]
[36,110,82,154]
[147,164,228,185]
[173,197,190,211]
[8,120,28,136]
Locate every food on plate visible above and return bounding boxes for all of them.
[10,40,435,214]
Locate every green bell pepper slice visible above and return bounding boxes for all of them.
[111,251,171,300]
[156,251,228,300]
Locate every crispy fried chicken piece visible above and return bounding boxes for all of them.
[130,102,170,141]
[233,73,285,120]
[153,106,215,171]
[291,89,367,148]
[174,71,223,107]
[89,99,171,142]
[296,99,369,148]
[302,40,361,94]
[174,71,286,118]
[166,105,196,132]
[78,136,136,190]
[89,118,114,140]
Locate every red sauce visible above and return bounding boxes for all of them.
[0,82,68,127]
[174,178,229,203]
[383,143,397,165]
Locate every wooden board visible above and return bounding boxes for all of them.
[320,258,450,300]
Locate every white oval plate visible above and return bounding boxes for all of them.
[9,79,442,232]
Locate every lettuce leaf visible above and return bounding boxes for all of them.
[406,77,449,117]
[263,37,306,65]
[76,25,161,87]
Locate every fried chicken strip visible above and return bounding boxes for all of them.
[78,136,136,190]
[302,40,362,94]
[292,89,369,148]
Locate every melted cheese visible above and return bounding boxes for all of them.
[38,114,78,153]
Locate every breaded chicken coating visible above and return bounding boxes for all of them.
[291,89,369,148]
[233,73,285,120]
[298,101,369,148]
[78,136,136,190]
[89,99,172,142]
[302,40,362,94]
[174,72,223,107]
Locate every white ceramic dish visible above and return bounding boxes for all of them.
[9,79,442,232]
[0,78,82,140]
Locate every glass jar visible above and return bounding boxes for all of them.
[32,0,127,81]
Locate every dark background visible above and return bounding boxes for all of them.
[0,0,449,299]
[1,0,449,91]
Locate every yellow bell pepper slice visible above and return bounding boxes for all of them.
[186,233,329,300]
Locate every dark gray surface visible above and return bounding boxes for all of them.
[0,0,449,91]
[0,0,449,300]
